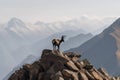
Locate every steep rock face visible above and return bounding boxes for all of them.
[8,49,119,80]
[67,18,120,75]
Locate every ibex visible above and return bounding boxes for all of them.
[52,35,65,51]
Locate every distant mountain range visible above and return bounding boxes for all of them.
[61,33,93,51]
[12,31,93,61]
[67,18,120,75]
[0,17,117,80]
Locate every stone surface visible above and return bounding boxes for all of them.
[91,71,103,80]
[78,70,88,80]
[64,52,81,58]
[66,61,79,71]
[8,49,120,80]
[62,69,79,80]
[98,68,111,79]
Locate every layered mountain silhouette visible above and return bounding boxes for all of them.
[0,17,118,80]
[13,31,92,60]
[61,33,93,51]
[7,49,120,80]
[67,18,120,75]
[0,17,88,80]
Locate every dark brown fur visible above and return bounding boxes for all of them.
[52,35,65,51]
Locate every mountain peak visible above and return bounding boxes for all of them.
[110,17,120,28]
[114,17,120,23]
[34,21,45,25]
[8,49,119,80]
[8,17,24,24]
[6,17,26,29]
[101,17,120,34]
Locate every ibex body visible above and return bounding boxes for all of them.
[52,35,65,51]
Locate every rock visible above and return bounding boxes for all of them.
[81,59,91,67]
[62,69,79,80]
[71,57,79,62]
[78,70,88,80]
[53,71,63,77]
[98,68,111,79]
[83,64,93,71]
[47,61,64,74]
[28,61,43,80]
[111,77,120,80]
[23,64,31,71]
[51,71,64,80]
[52,77,64,80]
[91,71,103,80]
[8,68,29,80]
[8,49,119,80]
[65,61,79,72]
[111,77,116,80]
[84,71,95,80]
[74,61,83,70]
[115,77,120,80]
[43,73,51,80]
[41,50,69,64]
[64,52,81,58]
[93,68,110,80]
[38,72,44,80]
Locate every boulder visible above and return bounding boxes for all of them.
[51,71,64,80]
[41,49,69,64]
[91,71,103,80]
[65,61,79,71]
[98,68,111,79]
[83,64,93,71]
[62,69,79,80]
[51,77,64,80]
[84,70,95,80]
[81,59,91,67]
[74,61,83,70]
[38,72,44,80]
[78,70,88,80]
[64,52,81,58]
[8,68,29,80]
[43,73,51,80]
[23,64,31,71]
[47,61,64,74]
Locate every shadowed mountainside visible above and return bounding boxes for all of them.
[67,18,120,75]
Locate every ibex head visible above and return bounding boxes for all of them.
[61,35,66,42]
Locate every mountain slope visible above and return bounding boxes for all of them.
[3,55,37,80]
[0,18,62,80]
[61,33,93,51]
[7,49,119,80]
[0,17,115,80]
[12,30,91,59]
[67,18,120,75]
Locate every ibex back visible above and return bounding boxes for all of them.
[52,35,65,51]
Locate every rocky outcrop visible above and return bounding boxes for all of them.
[8,49,120,80]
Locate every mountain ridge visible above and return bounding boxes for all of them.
[0,17,118,80]
[67,18,120,75]
[7,49,120,80]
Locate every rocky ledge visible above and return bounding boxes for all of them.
[8,49,120,80]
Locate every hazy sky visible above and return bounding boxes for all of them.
[0,0,120,23]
